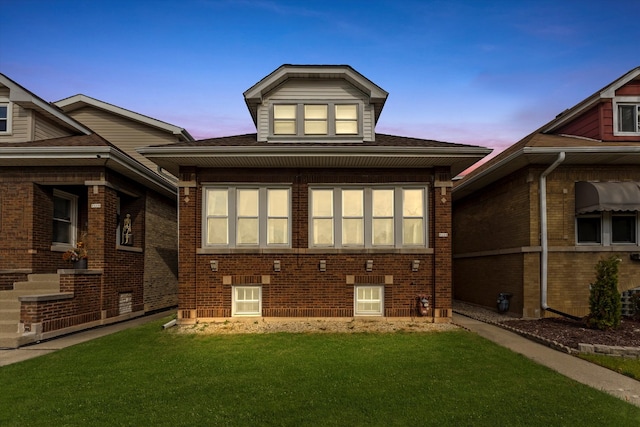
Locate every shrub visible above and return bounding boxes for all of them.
[631,293,640,321]
[587,256,622,330]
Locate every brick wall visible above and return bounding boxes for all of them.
[178,167,449,320]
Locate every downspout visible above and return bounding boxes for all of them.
[539,152,581,320]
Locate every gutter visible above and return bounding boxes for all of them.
[539,152,581,321]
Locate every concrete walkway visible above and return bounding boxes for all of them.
[453,313,640,407]
[0,310,174,367]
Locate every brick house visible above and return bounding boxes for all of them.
[140,65,490,324]
[0,74,192,347]
[453,66,640,318]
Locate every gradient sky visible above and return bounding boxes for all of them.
[1,0,638,159]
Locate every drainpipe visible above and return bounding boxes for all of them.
[539,152,581,321]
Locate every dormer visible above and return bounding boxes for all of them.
[243,65,388,143]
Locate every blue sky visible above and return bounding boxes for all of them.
[1,0,638,158]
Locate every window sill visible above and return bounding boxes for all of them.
[117,245,143,253]
[198,247,433,255]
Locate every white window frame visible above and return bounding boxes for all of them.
[309,186,428,249]
[232,286,262,316]
[52,189,78,246]
[354,285,384,316]
[576,212,638,246]
[271,102,362,138]
[613,96,640,136]
[203,186,291,248]
[0,99,12,134]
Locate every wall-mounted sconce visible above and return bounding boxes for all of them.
[273,260,281,272]
[319,260,327,272]
[412,260,420,272]
[210,260,218,272]
[366,259,373,272]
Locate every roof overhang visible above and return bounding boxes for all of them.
[138,145,491,177]
[454,145,640,201]
[0,74,92,135]
[575,181,640,214]
[243,65,389,126]
[54,94,194,141]
[0,146,176,198]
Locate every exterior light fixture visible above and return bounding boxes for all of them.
[210,260,218,272]
[412,260,420,272]
[274,260,281,272]
[366,260,373,272]
[319,260,327,272]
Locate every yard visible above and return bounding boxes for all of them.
[1,317,639,426]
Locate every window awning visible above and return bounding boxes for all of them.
[575,181,640,214]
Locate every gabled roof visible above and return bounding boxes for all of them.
[0,73,92,135]
[138,133,491,177]
[541,66,640,134]
[453,66,640,201]
[54,94,194,141]
[243,64,389,126]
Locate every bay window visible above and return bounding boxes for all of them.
[309,186,428,248]
[204,186,290,248]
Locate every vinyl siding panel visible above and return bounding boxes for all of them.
[555,104,601,140]
[34,113,74,140]
[65,107,180,173]
[0,102,32,143]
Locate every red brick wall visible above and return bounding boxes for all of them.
[178,167,450,320]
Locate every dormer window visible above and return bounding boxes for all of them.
[0,100,11,134]
[613,97,640,135]
[271,102,361,139]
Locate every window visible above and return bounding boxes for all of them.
[309,186,428,248]
[53,190,77,245]
[355,286,384,316]
[233,286,262,316]
[204,187,290,248]
[577,212,637,245]
[271,102,360,138]
[614,98,640,135]
[0,101,11,133]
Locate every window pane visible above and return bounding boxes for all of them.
[274,105,296,119]
[207,218,228,244]
[403,218,424,245]
[304,120,327,134]
[312,190,333,216]
[342,189,363,216]
[235,287,260,315]
[342,218,364,245]
[274,121,296,135]
[372,189,393,216]
[403,189,424,216]
[268,189,289,217]
[335,104,357,119]
[237,190,258,216]
[356,286,382,315]
[207,190,228,216]
[54,197,71,221]
[612,215,636,243]
[268,218,288,244]
[237,218,258,244]
[619,105,636,132]
[335,121,358,134]
[313,218,333,245]
[577,216,601,243]
[305,105,327,119]
[53,221,71,244]
[373,218,394,245]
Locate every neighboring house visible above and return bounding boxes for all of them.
[0,74,192,348]
[140,64,490,324]
[453,66,640,319]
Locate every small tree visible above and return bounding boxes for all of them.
[587,256,622,330]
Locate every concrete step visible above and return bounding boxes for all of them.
[12,281,60,292]
[0,308,19,321]
[0,288,61,299]
[0,320,19,334]
[27,273,60,282]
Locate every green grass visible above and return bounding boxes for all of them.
[580,353,640,380]
[2,318,639,426]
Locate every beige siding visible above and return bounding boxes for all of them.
[0,87,8,97]
[0,102,32,143]
[34,113,74,140]
[65,107,180,173]
[258,79,375,141]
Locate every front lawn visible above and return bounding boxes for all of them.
[1,317,639,426]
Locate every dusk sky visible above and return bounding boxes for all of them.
[2,0,638,159]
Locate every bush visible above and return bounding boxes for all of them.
[587,256,622,330]
[631,293,640,321]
